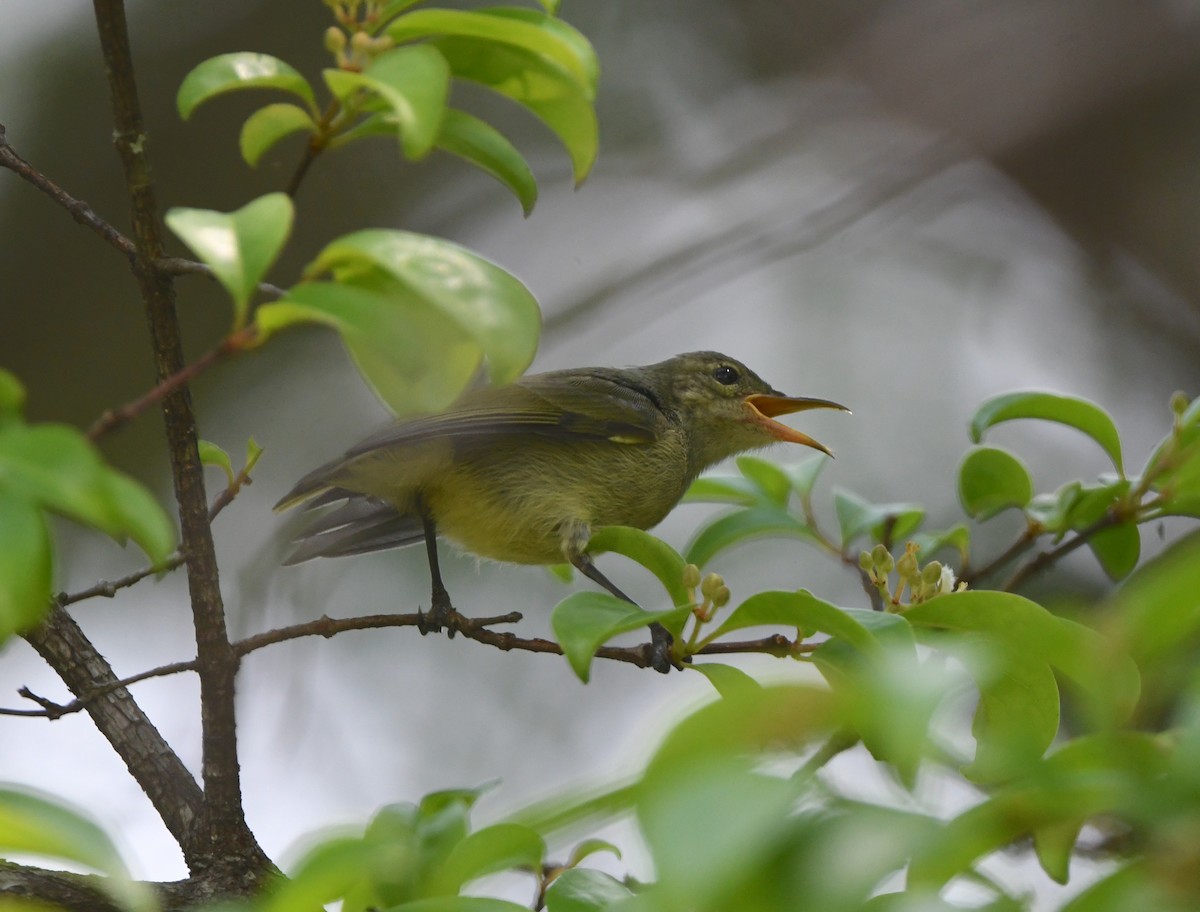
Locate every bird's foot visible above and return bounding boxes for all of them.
[418,584,458,639]
[643,622,684,674]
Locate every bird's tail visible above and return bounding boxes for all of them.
[279,490,426,564]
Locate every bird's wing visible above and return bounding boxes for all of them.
[281,494,425,564]
[275,370,671,510]
[344,369,671,457]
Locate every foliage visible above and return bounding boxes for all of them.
[3,2,1200,912]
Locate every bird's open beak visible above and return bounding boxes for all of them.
[744,394,850,456]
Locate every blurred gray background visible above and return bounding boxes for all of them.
[3,0,1200,900]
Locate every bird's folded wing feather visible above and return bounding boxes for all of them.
[344,369,670,457]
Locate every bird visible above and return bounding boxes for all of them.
[275,351,848,671]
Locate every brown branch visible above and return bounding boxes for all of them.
[959,525,1039,588]
[1002,513,1122,591]
[0,860,223,912]
[0,122,136,261]
[91,0,268,884]
[22,606,204,845]
[86,326,257,440]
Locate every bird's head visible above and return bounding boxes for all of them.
[644,351,849,472]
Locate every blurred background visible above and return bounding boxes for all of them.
[3,0,1200,901]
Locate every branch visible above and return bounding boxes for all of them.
[1002,513,1122,591]
[0,122,136,261]
[159,256,286,300]
[21,606,204,845]
[91,0,268,883]
[959,525,1038,588]
[86,326,257,440]
[0,860,230,912]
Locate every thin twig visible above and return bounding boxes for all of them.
[0,121,136,260]
[1002,513,1122,591]
[959,525,1039,588]
[158,256,287,299]
[87,325,257,440]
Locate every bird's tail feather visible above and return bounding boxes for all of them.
[281,493,425,564]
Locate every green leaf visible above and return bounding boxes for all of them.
[324,46,449,160]
[177,52,316,119]
[688,662,764,700]
[0,493,53,640]
[246,436,265,471]
[165,193,294,326]
[433,37,597,183]
[550,592,691,682]
[970,390,1124,474]
[1087,521,1140,581]
[0,787,129,877]
[387,9,593,95]
[240,102,316,167]
[478,6,599,95]
[302,229,540,389]
[0,369,26,423]
[832,487,924,547]
[532,0,562,13]
[198,439,235,486]
[436,108,537,216]
[0,424,174,564]
[586,526,689,611]
[906,591,1141,740]
[682,474,763,506]
[782,454,829,498]
[684,506,816,568]
[708,590,880,656]
[565,838,622,867]
[957,446,1033,520]
[1025,481,1082,535]
[433,823,544,894]
[256,282,481,417]
[389,900,532,912]
[1032,818,1083,885]
[911,524,971,564]
[546,563,573,583]
[735,455,792,507]
[544,868,632,912]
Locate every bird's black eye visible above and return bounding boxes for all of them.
[713,365,739,385]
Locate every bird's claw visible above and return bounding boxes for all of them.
[645,623,682,674]
[419,586,457,638]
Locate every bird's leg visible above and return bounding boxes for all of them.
[562,521,676,674]
[419,504,455,638]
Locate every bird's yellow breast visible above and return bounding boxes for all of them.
[418,433,692,564]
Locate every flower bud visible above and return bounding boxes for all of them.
[682,563,701,590]
[872,543,894,574]
[712,585,731,609]
[701,572,724,601]
[858,550,873,571]
[324,26,347,54]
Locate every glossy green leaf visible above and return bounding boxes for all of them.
[165,193,294,326]
[546,563,573,583]
[906,591,1140,730]
[708,590,880,656]
[324,46,449,160]
[1087,522,1140,581]
[681,474,762,506]
[957,446,1033,520]
[684,506,816,568]
[1107,530,1200,669]
[688,662,764,700]
[198,439,235,486]
[436,108,537,216]
[0,494,53,639]
[240,102,316,166]
[0,369,26,423]
[832,486,924,546]
[373,0,426,31]
[389,900,531,912]
[1025,481,1081,535]
[970,390,1124,474]
[565,838,622,867]
[1033,818,1084,885]
[586,526,689,611]
[263,835,375,912]
[967,651,1061,782]
[0,424,174,564]
[782,454,829,498]
[302,229,540,388]
[550,592,691,682]
[387,9,593,94]
[911,524,970,564]
[544,868,632,912]
[177,52,316,119]
[735,455,792,507]
[246,436,265,471]
[0,787,129,877]
[478,6,599,94]
[433,37,597,183]
[433,823,543,894]
[257,282,481,417]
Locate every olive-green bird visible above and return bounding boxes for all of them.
[276,351,847,671]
